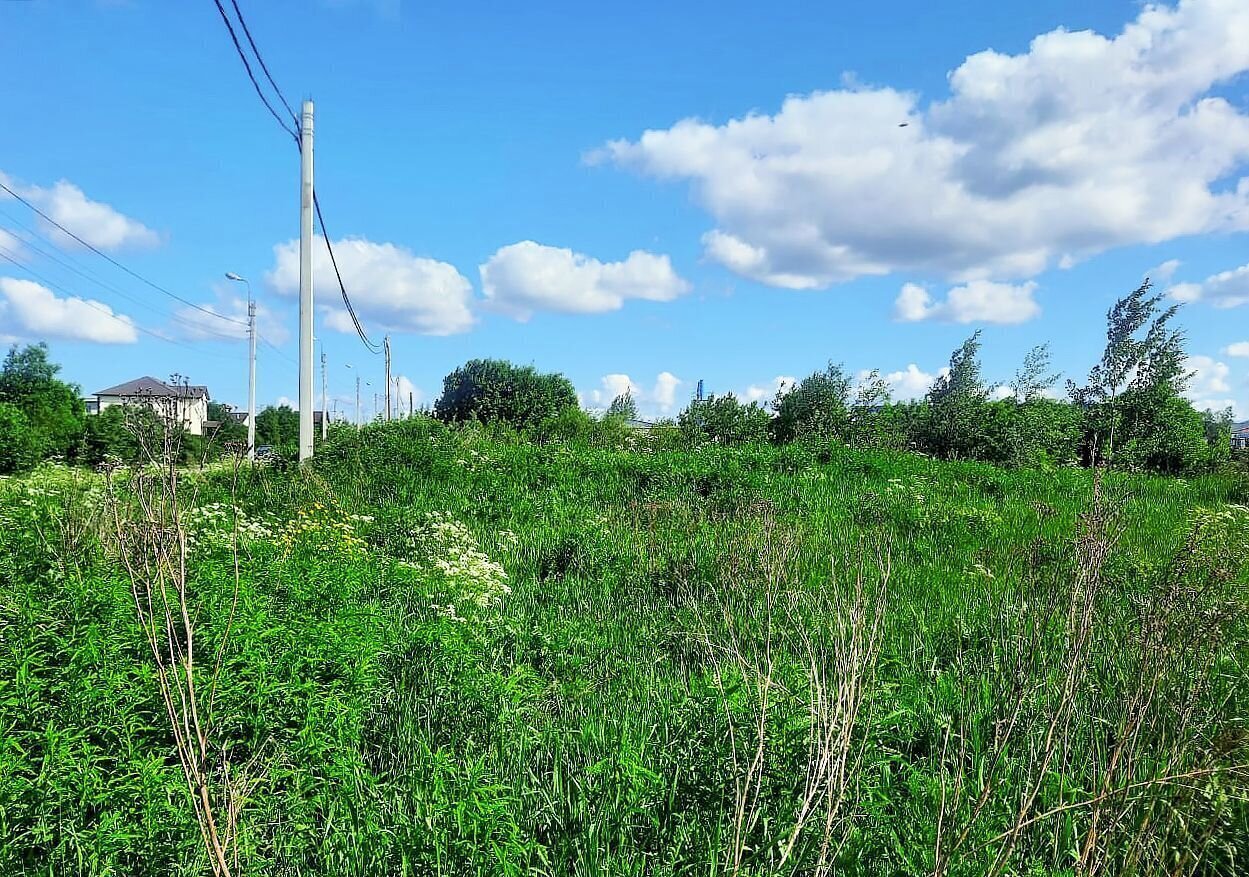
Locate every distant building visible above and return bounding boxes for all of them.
[1233,421,1249,451]
[94,376,211,435]
[625,418,655,432]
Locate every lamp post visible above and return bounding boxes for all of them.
[225,272,256,460]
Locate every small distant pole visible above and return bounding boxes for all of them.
[355,375,361,428]
[320,349,328,440]
[408,390,413,418]
[696,379,705,402]
[246,298,257,459]
[383,335,392,422]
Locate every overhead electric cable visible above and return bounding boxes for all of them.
[0,247,237,360]
[211,0,382,355]
[0,179,249,327]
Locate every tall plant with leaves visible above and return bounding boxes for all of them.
[1069,280,1193,470]
[924,331,989,460]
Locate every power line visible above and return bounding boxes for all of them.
[0,212,245,342]
[210,0,381,355]
[0,247,237,360]
[0,179,249,327]
[210,0,298,141]
[314,193,381,352]
[228,0,297,125]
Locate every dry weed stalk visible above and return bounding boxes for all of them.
[703,513,890,876]
[102,398,256,877]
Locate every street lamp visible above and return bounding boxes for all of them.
[225,272,256,460]
[345,363,370,429]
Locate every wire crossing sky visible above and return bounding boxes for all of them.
[0,0,1246,420]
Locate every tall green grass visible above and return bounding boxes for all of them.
[1,420,1246,875]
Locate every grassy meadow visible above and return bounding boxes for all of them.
[2,419,1247,875]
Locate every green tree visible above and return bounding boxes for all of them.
[206,401,248,447]
[998,344,1081,468]
[0,402,39,474]
[847,369,894,448]
[679,393,771,445]
[255,405,300,447]
[0,343,85,461]
[1070,280,1196,470]
[605,391,638,421]
[923,331,989,459]
[434,359,578,430]
[770,364,849,444]
[82,404,169,465]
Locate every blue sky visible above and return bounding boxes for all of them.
[1,0,1247,420]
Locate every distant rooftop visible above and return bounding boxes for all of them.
[95,376,210,399]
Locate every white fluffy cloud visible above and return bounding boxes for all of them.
[581,371,684,416]
[267,237,474,336]
[875,364,948,401]
[0,277,138,343]
[741,375,796,404]
[172,291,289,344]
[1184,354,1241,416]
[480,241,690,319]
[598,0,1249,288]
[1225,341,1249,357]
[1,173,159,251]
[1168,262,1249,308]
[893,280,1039,324]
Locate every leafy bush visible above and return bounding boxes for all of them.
[434,359,578,430]
[0,402,39,474]
[0,343,85,461]
[678,393,771,445]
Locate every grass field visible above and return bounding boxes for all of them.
[2,419,1247,876]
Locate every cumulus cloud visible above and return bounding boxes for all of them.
[172,291,289,344]
[876,364,947,401]
[1,172,159,251]
[1148,259,1182,283]
[480,241,690,320]
[598,0,1249,288]
[0,276,138,343]
[741,375,796,405]
[581,371,684,416]
[1184,354,1242,416]
[893,280,1039,324]
[1225,341,1249,357]
[1168,262,1249,307]
[267,237,474,336]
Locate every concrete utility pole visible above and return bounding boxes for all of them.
[248,298,257,458]
[320,349,328,440]
[383,335,392,422]
[408,390,413,418]
[355,375,361,428]
[225,272,256,460]
[298,99,315,461]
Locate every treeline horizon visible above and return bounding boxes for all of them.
[0,279,1240,477]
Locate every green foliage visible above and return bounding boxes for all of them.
[1071,280,1192,469]
[0,343,85,460]
[434,358,578,430]
[605,390,638,421]
[1,432,1247,875]
[923,331,989,460]
[207,401,248,446]
[0,402,39,474]
[770,362,849,443]
[678,392,771,445]
[255,404,300,448]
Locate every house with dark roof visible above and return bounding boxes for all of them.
[94,376,212,435]
[1233,421,1249,451]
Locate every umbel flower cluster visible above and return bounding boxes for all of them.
[398,511,512,614]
